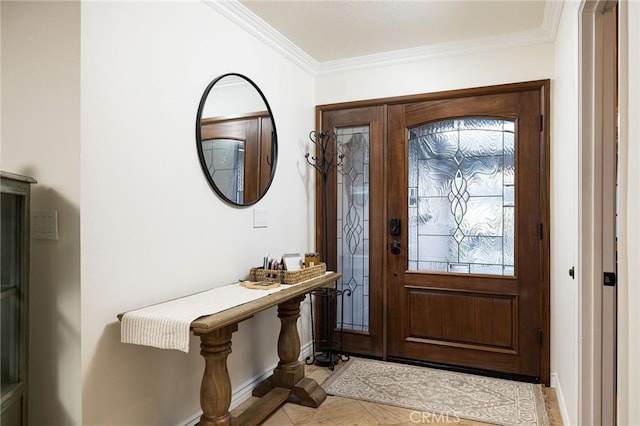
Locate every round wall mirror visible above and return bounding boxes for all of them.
[196,73,278,206]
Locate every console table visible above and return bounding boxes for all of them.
[118,272,341,426]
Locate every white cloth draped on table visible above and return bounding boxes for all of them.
[121,283,285,352]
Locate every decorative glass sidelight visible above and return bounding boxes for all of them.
[336,126,370,332]
[202,139,244,204]
[408,118,516,276]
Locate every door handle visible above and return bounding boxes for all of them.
[391,240,401,254]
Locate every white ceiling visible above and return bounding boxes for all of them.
[239,1,547,63]
[207,0,562,73]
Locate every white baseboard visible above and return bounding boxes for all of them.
[550,372,571,426]
[181,341,314,426]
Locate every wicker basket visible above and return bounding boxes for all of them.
[249,263,326,284]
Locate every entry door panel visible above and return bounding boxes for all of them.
[387,90,544,379]
[320,106,385,356]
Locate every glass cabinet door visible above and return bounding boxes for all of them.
[1,171,35,426]
[1,193,25,394]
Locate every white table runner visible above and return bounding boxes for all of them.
[121,283,285,352]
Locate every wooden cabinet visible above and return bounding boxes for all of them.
[1,171,36,426]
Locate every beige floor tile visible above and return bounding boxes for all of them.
[305,364,333,385]
[284,396,379,425]
[262,407,295,426]
[360,400,490,426]
[545,387,563,426]
[281,400,321,424]
[359,400,418,425]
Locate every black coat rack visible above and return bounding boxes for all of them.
[304,131,351,369]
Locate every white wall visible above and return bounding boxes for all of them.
[80,1,315,424]
[0,1,316,424]
[551,3,580,425]
[1,1,82,424]
[79,1,317,424]
[315,43,553,104]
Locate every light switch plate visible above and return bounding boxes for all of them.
[32,210,59,240]
[253,208,268,228]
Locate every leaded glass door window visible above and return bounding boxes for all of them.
[336,126,370,332]
[408,118,515,276]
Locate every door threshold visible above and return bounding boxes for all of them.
[386,356,541,384]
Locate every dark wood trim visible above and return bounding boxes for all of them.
[317,80,552,111]
[201,110,270,124]
[314,107,324,265]
[381,104,390,361]
[539,80,551,386]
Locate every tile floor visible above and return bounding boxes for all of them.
[231,361,564,425]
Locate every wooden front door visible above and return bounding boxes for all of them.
[386,84,549,382]
[317,81,549,383]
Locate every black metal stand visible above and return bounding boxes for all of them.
[304,131,348,370]
[305,287,351,370]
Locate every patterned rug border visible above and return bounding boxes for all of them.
[322,357,549,426]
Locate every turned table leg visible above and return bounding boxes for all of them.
[273,295,306,387]
[196,324,238,426]
[255,295,326,407]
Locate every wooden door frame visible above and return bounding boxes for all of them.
[316,80,550,384]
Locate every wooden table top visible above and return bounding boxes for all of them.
[190,272,340,334]
[117,272,341,335]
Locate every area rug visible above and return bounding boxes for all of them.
[322,358,549,426]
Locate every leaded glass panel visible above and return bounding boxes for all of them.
[408,118,515,276]
[202,139,244,204]
[336,126,370,332]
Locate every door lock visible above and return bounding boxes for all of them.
[389,218,401,236]
[391,240,401,254]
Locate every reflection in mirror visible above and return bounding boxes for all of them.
[196,73,277,206]
[201,139,245,204]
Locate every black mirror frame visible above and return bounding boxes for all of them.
[195,73,278,207]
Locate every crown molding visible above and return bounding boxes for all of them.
[204,0,564,77]
[202,0,319,75]
[316,27,555,75]
[542,0,565,41]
